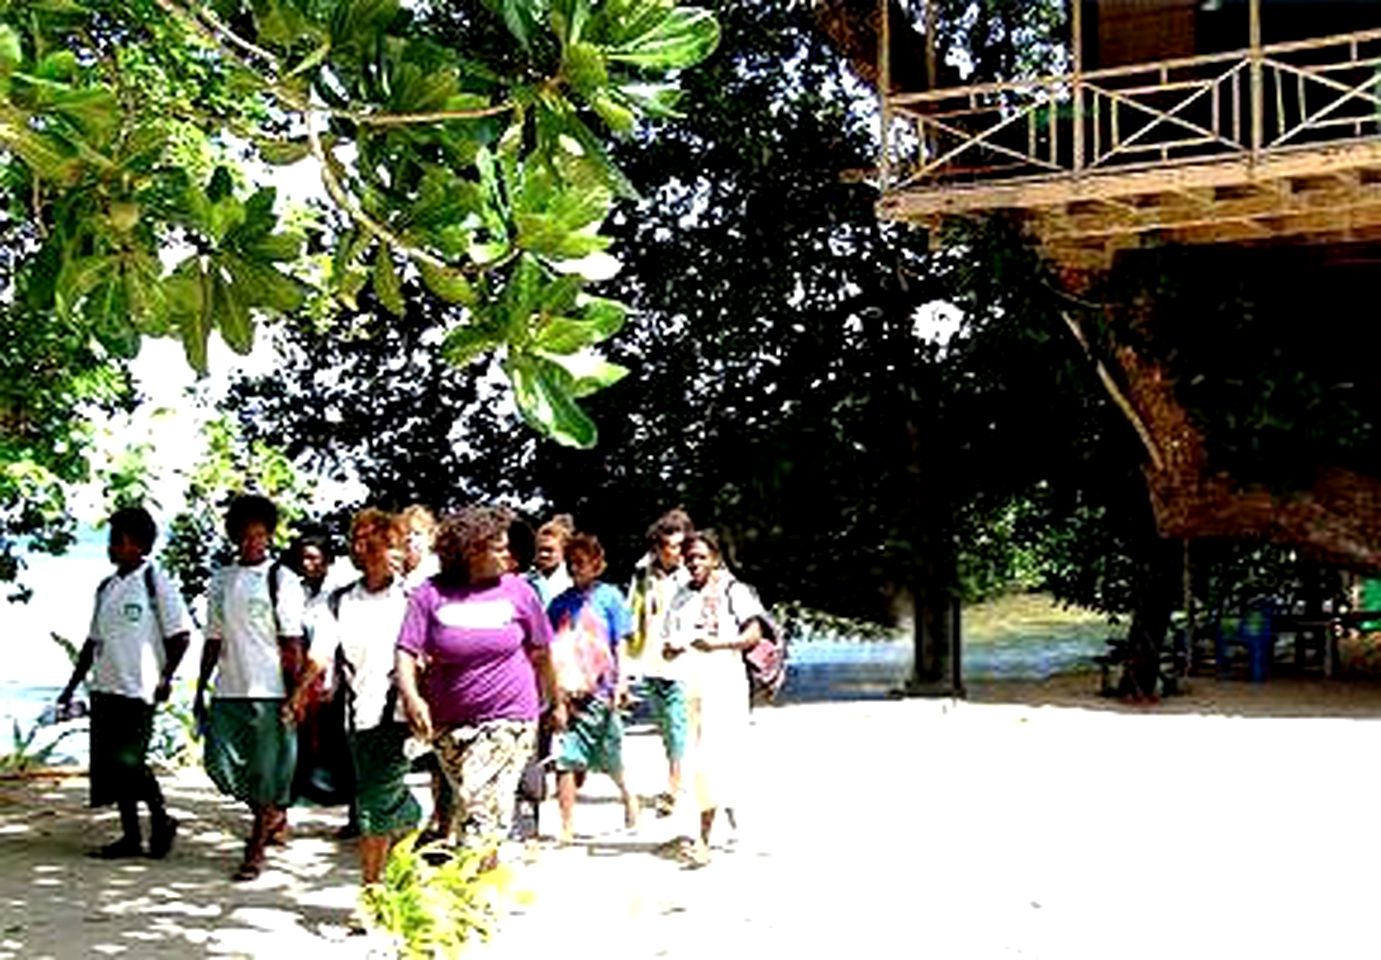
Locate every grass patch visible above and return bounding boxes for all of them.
[964,593,1119,648]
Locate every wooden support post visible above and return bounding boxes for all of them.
[1250,0,1263,163]
[1072,0,1084,173]
[924,0,937,91]
[879,0,892,187]
[1183,538,1195,674]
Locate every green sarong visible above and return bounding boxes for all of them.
[205,699,296,806]
[554,696,624,775]
[349,723,421,837]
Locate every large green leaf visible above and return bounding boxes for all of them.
[419,261,478,306]
[0,25,23,71]
[373,244,406,317]
[214,270,253,354]
[442,315,507,366]
[537,348,628,397]
[605,7,719,69]
[506,352,598,448]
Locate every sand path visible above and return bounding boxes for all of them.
[6,675,1381,958]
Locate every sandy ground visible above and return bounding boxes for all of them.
[8,673,1381,959]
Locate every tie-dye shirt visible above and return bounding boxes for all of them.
[546,583,633,700]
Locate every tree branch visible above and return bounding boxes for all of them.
[1061,310,1165,471]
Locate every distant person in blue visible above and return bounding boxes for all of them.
[57,506,193,860]
[547,533,638,842]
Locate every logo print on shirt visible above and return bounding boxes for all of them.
[435,599,515,629]
[122,603,143,623]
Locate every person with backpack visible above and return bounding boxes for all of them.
[285,508,419,886]
[662,530,768,868]
[546,532,639,843]
[283,532,358,829]
[56,506,193,860]
[194,494,307,881]
[623,508,695,818]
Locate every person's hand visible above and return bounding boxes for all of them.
[550,698,569,732]
[154,677,173,704]
[662,641,684,661]
[690,637,715,653]
[404,695,433,742]
[192,692,208,738]
[281,692,308,726]
[615,683,632,710]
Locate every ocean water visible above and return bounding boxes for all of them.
[0,535,1110,765]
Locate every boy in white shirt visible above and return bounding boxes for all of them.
[194,494,306,881]
[57,507,193,860]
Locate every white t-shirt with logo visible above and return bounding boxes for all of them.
[207,561,306,699]
[309,579,409,731]
[88,561,194,704]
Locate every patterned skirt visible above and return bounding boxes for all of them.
[432,718,536,848]
[205,699,296,807]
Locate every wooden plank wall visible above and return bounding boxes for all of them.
[1096,0,1198,69]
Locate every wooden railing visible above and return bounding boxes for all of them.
[885,27,1381,191]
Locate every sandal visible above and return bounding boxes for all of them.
[677,839,711,870]
[653,792,676,817]
[147,817,179,860]
[231,856,263,882]
[90,836,144,860]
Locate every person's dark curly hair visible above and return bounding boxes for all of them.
[225,494,279,543]
[109,506,158,554]
[435,505,514,582]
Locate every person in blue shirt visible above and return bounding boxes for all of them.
[547,533,638,843]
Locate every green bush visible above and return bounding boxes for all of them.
[359,833,514,959]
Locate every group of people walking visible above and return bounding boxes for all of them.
[57,495,775,888]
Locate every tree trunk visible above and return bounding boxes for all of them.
[902,414,964,698]
[1121,508,1181,699]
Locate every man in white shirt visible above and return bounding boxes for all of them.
[623,508,695,816]
[57,507,193,860]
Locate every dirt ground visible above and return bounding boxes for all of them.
[6,675,1381,959]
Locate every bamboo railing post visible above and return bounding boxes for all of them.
[1250,0,1263,162]
[924,0,937,174]
[879,0,892,188]
[1072,0,1084,173]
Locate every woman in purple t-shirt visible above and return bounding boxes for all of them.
[394,506,563,859]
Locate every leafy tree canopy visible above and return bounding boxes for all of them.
[0,0,719,581]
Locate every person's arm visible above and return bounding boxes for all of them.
[523,584,566,729]
[527,645,567,731]
[155,632,190,704]
[274,565,307,697]
[193,637,221,729]
[58,639,97,706]
[394,649,433,741]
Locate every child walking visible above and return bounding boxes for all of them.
[58,506,193,859]
[194,494,306,881]
[547,533,639,842]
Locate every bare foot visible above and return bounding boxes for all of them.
[623,795,640,831]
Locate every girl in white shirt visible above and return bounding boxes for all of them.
[286,508,420,886]
[194,494,306,882]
